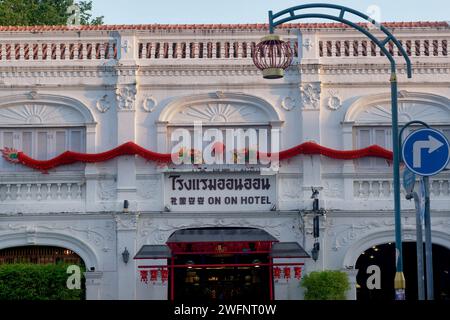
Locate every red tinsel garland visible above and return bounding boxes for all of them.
[2,141,393,172]
[14,142,172,172]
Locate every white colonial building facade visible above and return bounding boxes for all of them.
[0,22,449,300]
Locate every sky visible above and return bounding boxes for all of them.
[91,0,450,25]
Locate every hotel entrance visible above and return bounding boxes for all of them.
[134,227,310,301]
[167,228,275,301]
[173,253,271,301]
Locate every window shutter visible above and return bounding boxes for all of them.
[1,131,14,169]
[70,130,82,152]
[22,132,33,156]
[55,131,67,156]
[37,132,48,160]
[358,129,371,148]
[357,129,371,167]
[375,129,387,166]
[2,132,14,148]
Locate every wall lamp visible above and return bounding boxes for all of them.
[311,242,320,262]
[123,200,129,213]
[122,247,130,264]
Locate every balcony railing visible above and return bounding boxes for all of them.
[137,39,299,60]
[0,180,85,203]
[0,40,117,62]
[319,38,449,58]
[353,177,450,200]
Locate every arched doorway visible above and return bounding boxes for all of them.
[0,246,86,300]
[355,242,450,300]
[0,246,84,265]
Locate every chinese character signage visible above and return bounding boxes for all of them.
[165,173,276,212]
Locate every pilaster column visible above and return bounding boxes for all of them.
[115,31,139,211]
[116,213,139,300]
[300,81,322,202]
[85,123,98,212]
[298,31,319,63]
[342,269,359,300]
[85,271,104,300]
[342,122,356,201]
[156,121,169,154]
[115,86,138,211]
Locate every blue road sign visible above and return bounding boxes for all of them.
[402,128,450,176]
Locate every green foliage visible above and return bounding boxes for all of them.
[0,0,104,26]
[0,263,85,300]
[301,270,350,300]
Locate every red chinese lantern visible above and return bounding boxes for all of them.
[161,268,169,283]
[294,267,303,280]
[253,35,294,79]
[150,269,158,282]
[140,270,149,284]
[283,267,291,280]
[273,267,282,280]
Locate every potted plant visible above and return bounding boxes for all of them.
[301,270,350,300]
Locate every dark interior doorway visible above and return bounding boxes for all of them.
[356,242,450,300]
[0,246,83,265]
[173,253,271,301]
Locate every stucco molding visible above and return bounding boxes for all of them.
[341,227,450,269]
[159,92,283,124]
[138,217,302,245]
[0,93,96,126]
[344,91,450,125]
[0,230,100,269]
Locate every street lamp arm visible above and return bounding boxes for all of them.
[269,3,412,78]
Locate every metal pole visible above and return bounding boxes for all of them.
[170,257,175,301]
[412,192,425,300]
[269,11,274,34]
[269,257,274,301]
[391,73,406,300]
[423,176,434,300]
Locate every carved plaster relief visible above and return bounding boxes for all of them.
[116,85,137,111]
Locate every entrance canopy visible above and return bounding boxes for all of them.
[167,227,278,243]
[134,228,310,259]
[134,245,172,260]
[270,242,310,258]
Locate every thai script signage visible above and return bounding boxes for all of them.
[165,173,276,212]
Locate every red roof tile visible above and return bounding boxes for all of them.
[0,21,448,32]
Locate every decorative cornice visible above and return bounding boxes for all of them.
[320,63,450,75]
[0,21,447,33]
[0,62,448,80]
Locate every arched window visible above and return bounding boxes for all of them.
[0,94,95,172]
[157,92,283,170]
[344,92,450,170]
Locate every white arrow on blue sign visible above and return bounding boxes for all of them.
[402,128,450,177]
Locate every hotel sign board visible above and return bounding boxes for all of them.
[165,173,276,212]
